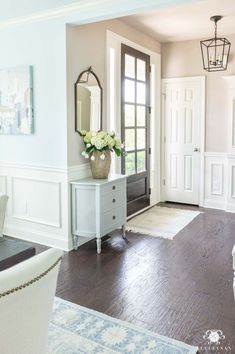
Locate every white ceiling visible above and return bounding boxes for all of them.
[121,0,235,43]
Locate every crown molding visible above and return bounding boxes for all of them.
[0,0,109,30]
[0,0,191,31]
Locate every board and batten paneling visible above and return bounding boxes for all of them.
[227,157,235,212]
[204,153,227,210]
[204,77,235,212]
[204,153,235,212]
[0,162,91,251]
[11,177,61,228]
[0,164,70,250]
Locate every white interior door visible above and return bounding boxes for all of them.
[162,77,205,205]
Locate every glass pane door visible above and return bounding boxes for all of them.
[121,44,151,216]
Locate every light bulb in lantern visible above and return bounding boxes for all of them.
[209,54,216,66]
[216,54,222,65]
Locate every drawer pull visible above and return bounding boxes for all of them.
[112,198,116,203]
[112,185,116,190]
[112,215,116,220]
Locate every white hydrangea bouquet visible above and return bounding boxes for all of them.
[79,130,124,179]
[80,130,123,158]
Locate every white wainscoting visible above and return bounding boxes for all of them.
[0,163,70,250]
[68,163,93,248]
[3,156,235,251]
[0,162,93,251]
[0,176,7,194]
[226,155,235,212]
[11,177,62,228]
[204,152,235,212]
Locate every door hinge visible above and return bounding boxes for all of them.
[163,179,166,186]
[149,187,151,195]
[149,147,151,155]
[149,65,151,73]
[164,137,166,143]
[148,106,152,114]
[162,93,166,100]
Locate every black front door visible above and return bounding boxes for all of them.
[121,44,151,216]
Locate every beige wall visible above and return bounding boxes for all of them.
[66,19,161,166]
[162,34,235,152]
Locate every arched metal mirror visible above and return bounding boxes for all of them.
[75,66,102,134]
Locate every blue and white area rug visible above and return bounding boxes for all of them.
[48,297,197,354]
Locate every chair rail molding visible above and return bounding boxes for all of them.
[68,163,91,181]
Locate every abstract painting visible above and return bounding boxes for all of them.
[0,66,33,135]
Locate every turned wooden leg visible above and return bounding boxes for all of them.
[122,224,126,239]
[97,238,101,254]
[73,235,79,250]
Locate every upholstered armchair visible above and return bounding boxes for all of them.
[0,248,63,354]
[0,194,9,237]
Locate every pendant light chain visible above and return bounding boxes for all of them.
[214,21,217,39]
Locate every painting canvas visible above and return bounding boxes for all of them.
[0,66,33,135]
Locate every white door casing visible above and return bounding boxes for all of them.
[162,77,205,205]
[106,30,161,206]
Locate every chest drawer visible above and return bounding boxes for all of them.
[101,179,125,196]
[101,189,125,212]
[101,206,126,233]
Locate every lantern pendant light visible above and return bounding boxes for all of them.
[200,15,231,72]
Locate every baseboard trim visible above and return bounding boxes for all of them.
[203,200,227,210]
[4,224,70,251]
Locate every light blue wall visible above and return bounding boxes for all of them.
[0,19,67,167]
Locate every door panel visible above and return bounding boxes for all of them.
[163,79,203,205]
[121,44,151,216]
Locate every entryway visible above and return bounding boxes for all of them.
[162,77,205,205]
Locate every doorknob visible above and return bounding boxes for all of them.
[122,151,128,156]
[194,147,200,152]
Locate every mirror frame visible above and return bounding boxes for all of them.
[74,66,103,134]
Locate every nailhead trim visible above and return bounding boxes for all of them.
[0,256,63,299]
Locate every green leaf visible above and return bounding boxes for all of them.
[114,147,121,157]
[86,146,95,153]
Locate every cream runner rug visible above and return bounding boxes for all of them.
[126,206,201,240]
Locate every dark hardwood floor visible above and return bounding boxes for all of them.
[39,203,235,352]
